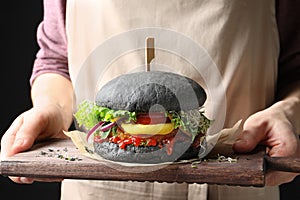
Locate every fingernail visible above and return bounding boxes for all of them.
[20,177,34,184]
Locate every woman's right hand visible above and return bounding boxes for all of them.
[1,104,69,184]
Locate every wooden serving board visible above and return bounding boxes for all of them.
[0,139,265,186]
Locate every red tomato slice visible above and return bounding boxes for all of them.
[136,113,171,125]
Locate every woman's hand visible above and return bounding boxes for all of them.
[0,73,74,184]
[233,100,300,186]
[1,104,69,184]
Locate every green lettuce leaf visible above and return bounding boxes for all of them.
[74,100,136,129]
[74,100,212,142]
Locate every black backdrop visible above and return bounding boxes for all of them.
[0,1,60,200]
[0,1,299,200]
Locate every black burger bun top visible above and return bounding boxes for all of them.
[95,71,206,112]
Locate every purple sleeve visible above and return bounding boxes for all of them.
[276,0,300,94]
[30,0,69,85]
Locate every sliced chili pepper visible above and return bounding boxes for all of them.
[132,137,142,147]
[147,138,157,146]
[118,141,126,149]
[109,136,120,144]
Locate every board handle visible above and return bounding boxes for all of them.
[265,156,300,173]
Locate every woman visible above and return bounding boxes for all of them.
[1,1,300,199]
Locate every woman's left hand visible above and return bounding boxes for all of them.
[233,100,300,186]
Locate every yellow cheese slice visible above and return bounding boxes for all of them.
[121,123,174,135]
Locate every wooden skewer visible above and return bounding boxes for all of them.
[145,37,155,72]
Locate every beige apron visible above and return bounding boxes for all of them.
[62,0,280,199]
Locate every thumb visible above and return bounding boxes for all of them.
[1,110,46,158]
[1,115,23,158]
[12,111,49,154]
[1,116,35,158]
[232,119,267,153]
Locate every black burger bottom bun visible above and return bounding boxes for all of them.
[93,142,200,164]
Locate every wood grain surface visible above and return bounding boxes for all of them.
[0,139,265,186]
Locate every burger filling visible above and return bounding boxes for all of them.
[74,100,211,153]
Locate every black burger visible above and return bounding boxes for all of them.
[74,71,211,163]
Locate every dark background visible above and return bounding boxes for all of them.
[0,1,61,200]
[0,1,299,200]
